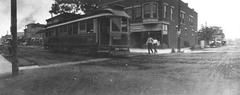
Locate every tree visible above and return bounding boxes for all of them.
[198,26,225,44]
[49,0,102,15]
[199,26,214,42]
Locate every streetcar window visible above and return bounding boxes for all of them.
[48,29,52,37]
[63,25,67,33]
[56,27,59,36]
[112,18,121,32]
[73,22,78,34]
[52,28,56,36]
[126,9,132,18]
[45,30,49,37]
[68,24,73,35]
[121,18,128,32]
[79,21,86,32]
[87,19,94,33]
[60,26,64,35]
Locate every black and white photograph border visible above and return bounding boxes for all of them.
[0,0,240,95]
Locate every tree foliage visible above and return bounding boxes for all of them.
[198,26,224,42]
[199,27,214,41]
[49,0,102,15]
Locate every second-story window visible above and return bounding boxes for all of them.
[144,4,151,18]
[143,2,157,19]
[170,6,174,21]
[152,4,157,18]
[163,4,168,18]
[189,15,194,26]
[180,11,185,24]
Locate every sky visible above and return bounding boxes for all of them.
[182,0,240,39]
[0,0,53,36]
[0,0,240,39]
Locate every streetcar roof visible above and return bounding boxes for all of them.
[103,8,130,18]
[45,8,129,29]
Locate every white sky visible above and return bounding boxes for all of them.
[182,0,240,39]
[0,0,240,39]
[0,0,53,36]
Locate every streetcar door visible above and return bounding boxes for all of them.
[98,17,110,46]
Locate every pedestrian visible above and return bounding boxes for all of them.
[146,37,153,54]
[152,38,159,53]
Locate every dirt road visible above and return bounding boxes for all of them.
[79,45,240,95]
[1,45,240,95]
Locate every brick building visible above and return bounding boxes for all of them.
[100,0,198,48]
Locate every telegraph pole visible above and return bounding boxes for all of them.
[177,0,181,52]
[11,0,19,76]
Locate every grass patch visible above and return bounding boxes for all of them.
[1,46,96,66]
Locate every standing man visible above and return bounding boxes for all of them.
[152,38,159,53]
[146,37,153,54]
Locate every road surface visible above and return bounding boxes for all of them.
[1,45,240,95]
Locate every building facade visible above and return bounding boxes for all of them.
[24,23,45,39]
[24,23,46,45]
[100,0,198,48]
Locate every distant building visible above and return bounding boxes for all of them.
[1,35,12,44]
[24,23,46,46]
[24,23,45,39]
[17,32,24,39]
[0,32,26,45]
[100,0,198,48]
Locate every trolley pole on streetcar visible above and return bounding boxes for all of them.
[11,0,19,76]
[177,0,181,52]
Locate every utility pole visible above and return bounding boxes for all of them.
[177,0,181,52]
[11,0,19,76]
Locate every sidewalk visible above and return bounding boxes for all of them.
[0,55,12,75]
[0,54,110,75]
[19,58,110,70]
[130,48,192,54]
